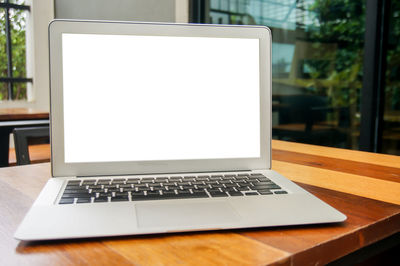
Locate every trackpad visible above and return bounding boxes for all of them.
[135,201,240,229]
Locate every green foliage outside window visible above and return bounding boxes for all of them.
[0,4,28,100]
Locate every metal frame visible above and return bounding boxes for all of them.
[49,20,271,177]
[359,0,391,152]
[0,0,32,100]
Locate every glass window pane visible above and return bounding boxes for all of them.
[10,8,28,77]
[0,8,7,100]
[208,0,365,150]
[383,1,400,155]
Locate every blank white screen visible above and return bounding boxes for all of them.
[62,33,260,163]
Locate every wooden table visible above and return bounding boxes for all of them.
[1,140,399,265]
[0,108,49,167]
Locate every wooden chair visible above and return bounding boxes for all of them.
[12,126,50,165]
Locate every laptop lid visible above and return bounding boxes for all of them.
[49,20,272,177]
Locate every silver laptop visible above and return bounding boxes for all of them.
[15,20,346,241]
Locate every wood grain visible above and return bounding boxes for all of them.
[0,108,49,121]
[272,139,400,168]
[0,140,399,265]
[9,144,51,166]
[272,149,400,183]
[104,232,290,266]
[241,183,400,265]
[272,159,400,205]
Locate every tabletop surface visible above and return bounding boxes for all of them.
[0,108,49,121]
[0,140,399,265]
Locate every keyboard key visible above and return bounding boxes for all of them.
[97,179,111,184]
[259,191,273,195]
[115,192,129,197]
[191,192,209,198]
[59,198,74,204]
[126,179,139,184]
[88,185,102,189]
[146,191,160,196]
[107,188,120,193]
[182,185,195,189]
[196,184,210,189]
[252,184,281,190]
[111,180,126,184]
[162,191,177,196]
[82,180,96,185]
[77,197,92,203]
[177,189,191,195]
[245,192,259,196]
[192,181,204,185]
[65,187,82,193]
[122,187,136,192]
[140,180,154,184]
[111,196,129,202]
[94,196,108,202]
[274,190,288,194]
[209,191,228,197]
[99,192,113,197]
[67,180,81,184]
[131,191,145,196]
[228,191,243,196]
[62,193,91,198]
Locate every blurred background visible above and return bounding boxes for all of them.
[1,0,399,158]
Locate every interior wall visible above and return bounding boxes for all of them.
[55,0,178,22]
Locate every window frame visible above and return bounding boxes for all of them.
[0,0,33,100]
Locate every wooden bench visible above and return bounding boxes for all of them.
[8,143,50,166]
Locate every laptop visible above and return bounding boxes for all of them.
[15,20,346,241]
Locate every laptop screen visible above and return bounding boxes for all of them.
[62,33,260,163]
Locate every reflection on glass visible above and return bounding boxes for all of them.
[209,0,365,149]
[383,1,400,155]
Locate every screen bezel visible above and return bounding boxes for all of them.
[49,20,272,177]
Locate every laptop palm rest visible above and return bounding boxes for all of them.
[135,201,241,229]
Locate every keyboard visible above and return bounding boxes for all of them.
[58,173,288,204]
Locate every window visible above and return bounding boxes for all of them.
[192,0,365,150]
[382,0,400,155]
[0,0,31,100]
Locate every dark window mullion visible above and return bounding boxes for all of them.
[360,0,391,152]
[4,0,14,100]
[1,0,31,100]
